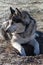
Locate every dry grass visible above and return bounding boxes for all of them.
[0,0,43,65]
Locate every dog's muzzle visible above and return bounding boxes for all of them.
[6,25,17,33]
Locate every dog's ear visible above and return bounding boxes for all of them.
[16,8,22,17]
[10,7,15,14]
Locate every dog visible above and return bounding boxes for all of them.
[1,7,40,56]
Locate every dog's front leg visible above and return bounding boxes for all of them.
[11,42,26,56]
[28,39,40,55]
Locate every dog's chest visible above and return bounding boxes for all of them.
[10,43,34,56]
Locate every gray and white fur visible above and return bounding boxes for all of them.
[0,7,40,56]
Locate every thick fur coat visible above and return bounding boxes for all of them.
[0,7,40,56]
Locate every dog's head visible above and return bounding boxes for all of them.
[6,7,32,34]
[2,7,36,43]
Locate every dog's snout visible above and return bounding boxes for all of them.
[6,25,17,33]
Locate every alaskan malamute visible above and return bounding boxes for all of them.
[1,7,40,56]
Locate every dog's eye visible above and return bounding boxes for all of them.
[12,15,22,23]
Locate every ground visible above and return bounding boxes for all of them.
[0,0,43,65]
